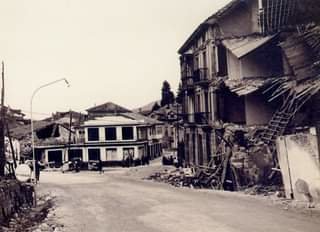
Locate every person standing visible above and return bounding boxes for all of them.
[98,159,104,174]
[35,160,41,182]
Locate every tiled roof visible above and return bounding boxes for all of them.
[122,113,163,125]
[86,102,131,114]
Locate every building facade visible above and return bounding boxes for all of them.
[35,103,163,167]
[178,0,319,167]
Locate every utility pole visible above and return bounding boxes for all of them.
[67,110,73,160]
[0,62,6,176]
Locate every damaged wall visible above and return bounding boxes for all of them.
[277,133,320,203]
[217,0,260,37]
[245,92,275,125]
[241,43,283,77]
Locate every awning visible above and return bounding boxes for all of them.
[222,35,277,59]
[225,78,273,96]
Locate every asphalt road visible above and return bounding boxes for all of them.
[38,165,320,232]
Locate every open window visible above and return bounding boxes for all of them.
[87,128,99,141]
[122,127,134,140]
[216,44,228,76]
[105,127,117,141]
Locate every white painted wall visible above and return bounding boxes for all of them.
[277,134,320,203]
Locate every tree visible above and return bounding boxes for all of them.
[176,82,183,104]
[160,80,175,107]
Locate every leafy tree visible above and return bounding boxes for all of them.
[160,80,175,106]
[176,82,183,104]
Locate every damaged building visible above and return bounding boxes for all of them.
[178,0,320,195]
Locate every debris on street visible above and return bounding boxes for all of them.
[1,194,64,232]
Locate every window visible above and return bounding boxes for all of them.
[123,148,134,159]
[194,56,199,70]
[216,45,228,76]
[202,51,207,69]
[105,127,117,141]
[137,128,147,140]
[68,149,83,161]
[156,126,162,135]
[202,34,206,44]
[87,128,99,141]
[106,148,118,161]
[88,148,100,161]
[122,127,134,140]
[138,147,145,159]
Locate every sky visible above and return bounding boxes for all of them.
[0,0,230,119]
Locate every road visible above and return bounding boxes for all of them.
[37,164,320,232]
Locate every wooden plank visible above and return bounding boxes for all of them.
[276,137,294,199]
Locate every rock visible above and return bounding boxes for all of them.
[40,223,50,230]
[53,227,62,232]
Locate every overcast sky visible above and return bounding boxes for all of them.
[0,0,230,119]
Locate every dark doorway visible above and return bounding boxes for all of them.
[88,148,101,161]
[47,150,63,167]
[68,149,83,161]
[198,134,204,165]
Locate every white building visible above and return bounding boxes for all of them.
[37,108,164,167]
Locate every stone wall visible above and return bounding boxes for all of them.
[0,179,34,224]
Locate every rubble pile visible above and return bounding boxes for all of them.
[145,168,195,188]
[147,123,283,192]
[244,185,285,197]
[216,124,282,187]
[1,195,64,232]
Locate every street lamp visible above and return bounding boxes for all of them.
[30,78,69,183]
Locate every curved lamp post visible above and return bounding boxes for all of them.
[30,78,69,183]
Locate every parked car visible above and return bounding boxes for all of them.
[61,158,82,173]
[162,150,177,166]
[88,160,99,171]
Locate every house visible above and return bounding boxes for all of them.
[86,102,131,119]
[44,110,85,127]
[30,102,164,167]
[178,0,320,173]
[77,112,163,166]
[10,120,76,164]
[149,103,183,151]
[132,100,161,116]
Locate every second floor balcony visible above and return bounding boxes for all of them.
[182,112,211,125]
[193,68,209,84]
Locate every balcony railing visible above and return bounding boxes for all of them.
[182,112,210,125]
[181,69,193,79]
[193,68,209,83]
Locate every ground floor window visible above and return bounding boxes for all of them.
[106,148,118,161]
[123,148,135,167]
[88,148,101,161]
[138,147,145,159]
[123,148,134,159]
[68,149,83,161]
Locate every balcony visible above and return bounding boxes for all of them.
[193,68,209,85]
[181,69,193,79]
[182,112,210,125]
